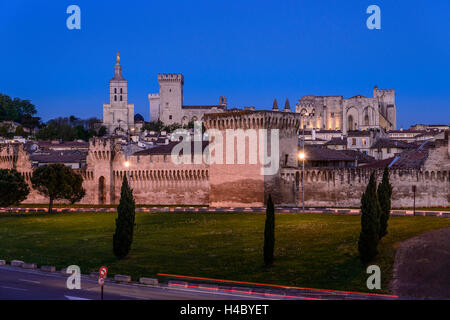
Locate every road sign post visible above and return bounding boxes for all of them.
[98,266,108,300]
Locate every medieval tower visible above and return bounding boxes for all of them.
[102,52,135,134]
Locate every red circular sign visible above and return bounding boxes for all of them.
[98,277,105,286]
[99,266,108,278]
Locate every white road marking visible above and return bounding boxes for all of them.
[0,285,28,291]
[64,295,90,300]
[18,279,40,284]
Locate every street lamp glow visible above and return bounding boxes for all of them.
[298,152,305,160]
[124,161,130,168]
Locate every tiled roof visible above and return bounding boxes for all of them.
[182,105,226,110]
[388,130,426,134]
[341,150,375,163]
[347,131,371,137]
[303,146,356,162]
[30,150,87,164]
[360,148,428,169]
[370,139,416,149]
[325,137,347,145]
[133,141,209,156]
[36,141,89,149]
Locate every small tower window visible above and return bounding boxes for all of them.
[114,95,117,101]
[114,88,117,94]
[120,88,123,94]
[120,95,123,101]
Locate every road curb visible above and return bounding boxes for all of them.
[40,265,56,272]
[11,260,24,267]
[114,274,131,283]
[139,277,158,286]
[22,263,37,269]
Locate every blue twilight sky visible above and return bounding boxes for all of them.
[0,0,449,128]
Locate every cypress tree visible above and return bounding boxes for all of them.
[377,166,392,239]
[113,175,136,259]
[264,195,275,267]
[358,172,381,264]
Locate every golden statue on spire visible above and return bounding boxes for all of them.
[116,51,120,64]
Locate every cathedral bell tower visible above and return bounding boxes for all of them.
[102,52,135,134]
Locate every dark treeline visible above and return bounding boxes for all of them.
[1,92,108,141]
[35,116,106,141]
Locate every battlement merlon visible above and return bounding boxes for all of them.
[373,86,396,96]
[89,137,114,150]
[157,73,184,84]
[203,110,302,132]
[148,93,160,99]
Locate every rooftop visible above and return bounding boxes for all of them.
[133,141,209,156]
[370,138,416,150]
[29,149,87,164]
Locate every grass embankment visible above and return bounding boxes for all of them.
[15,204,207,209]
[0,212,449,293]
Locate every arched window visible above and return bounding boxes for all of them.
[114,95,117,101]
[120,95,123,101]
[120,88,123,94]
[114,88,117,94]
[348,115,354,131]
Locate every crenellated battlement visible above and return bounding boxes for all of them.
[279,166,449,208]
[158,73,184,84]
[88,137,115,161]
[203,110,301,132]
[148,93,160,99]
[281,167,450,185]
[374,86,396,97]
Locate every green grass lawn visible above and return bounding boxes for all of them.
[0,211,449,293]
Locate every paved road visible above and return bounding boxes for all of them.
[0,266,269,300]
[0,265,397,300]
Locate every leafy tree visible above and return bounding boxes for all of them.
[35,117,102,142]
[21,114,41,134]
[14,125,25,137]
[0,93,37,123]
[0,125,9,137]
[358,172,381,264]
[377,167,393,239]
[113,175,136,259]
[98,126,107,137]
[164,123,182,133]
[142,120,164,132]
[0,169,30,207]
[264,195,275,267]
[31,164,85,213]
